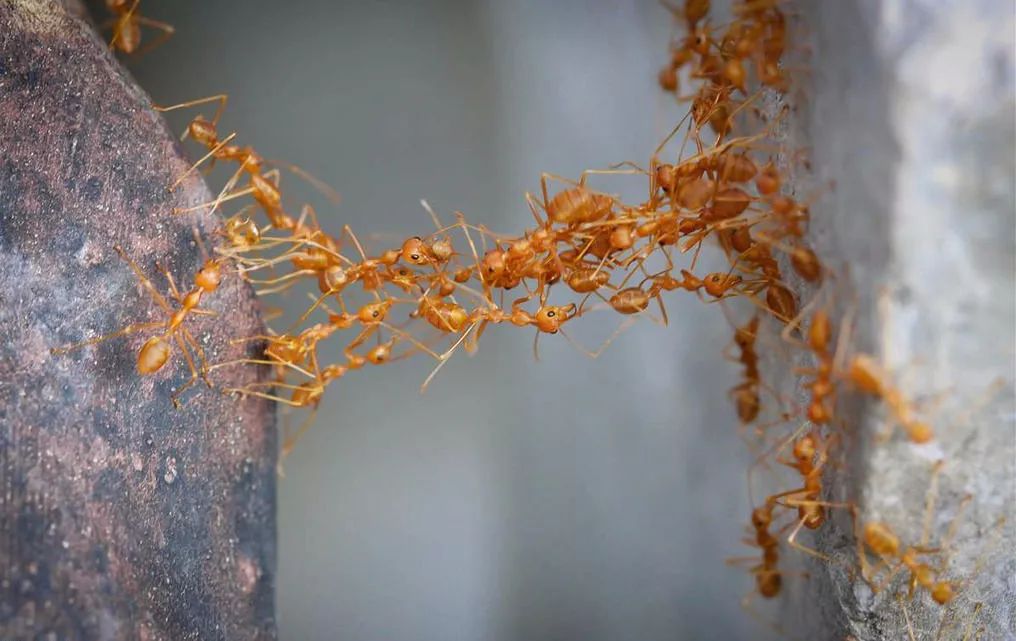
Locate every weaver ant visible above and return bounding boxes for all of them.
[51,244,222,407]
[105,0,174,57]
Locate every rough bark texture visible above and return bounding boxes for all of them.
[772,2,1016,639]
[0,1,277,639]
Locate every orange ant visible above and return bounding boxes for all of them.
[817,296,938,444]
[737,495,785,599]
[845,354,935,443]
[51,244,223,407]
[856,462,968,605]
[105,0,174,57]
[724,314,763,423]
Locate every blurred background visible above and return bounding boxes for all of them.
[119,1,767,639]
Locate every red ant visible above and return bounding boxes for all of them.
[51,244,223,407]
[105,0,174,57]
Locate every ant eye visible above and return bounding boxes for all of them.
[546,311,556,317]
[411,254,420,261]
[372,311,379,318]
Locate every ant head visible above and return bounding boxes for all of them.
[534,304,576,334]
[481,249,506,279]
[655,164,678,193]
[367,341,394,365]
[400,237,429,265]
[188,117,218,147]
[195,260,222,292]
[750,506,771,529]
[688,24,711,55]
[807,400,832,425]
[357,300,392,324]
[508,238,532,258]
[800,505,825,530]
[704,272,740,297]
[225,216,261,247]
[793,434,817,460]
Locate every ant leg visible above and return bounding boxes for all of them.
[651,107,695,159]
[745,421,809,505]
[153,94,229,127]
[169,333,201,408]
[899,594,918,641]
[286,290,340,335]
[920,460,946,548]
[785,514,839,563]
[539,172,578,207]
[172,179,253,216]
[293,204,316,232]
[420,322,476,392]
[576,167,644,189]
[341,224,369,262]
[265,160,342,205]
[344,326,378,357]
[233,245,316,274]
[114,246,172,313]
[560,317,638,359]
[524,192,547,226]
[50,321,166,355]
[420,199,444,230]
[247,269,318,287]
[169,132,237,191]
[155,261,183,302]
[380,322,442,361]
[224,387,309,408]
[107,0,139,50]
[131,15,176,57]
[463,318,488,354]
[180,327,212,386]
[960,603,985,641]
[225,358,316,381]
[255,274,325,298]
[176,164,276,219]
[281,403,322,460]
[735,589,786,638]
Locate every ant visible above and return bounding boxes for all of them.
[723,314,764,424]
[51,244,222,407]
[105,0,174,57]
[856,462,969,605]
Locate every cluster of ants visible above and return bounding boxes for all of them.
[51,0,998,637]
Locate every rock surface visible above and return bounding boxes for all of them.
[774,2,1015,639]
[0,1,277,639]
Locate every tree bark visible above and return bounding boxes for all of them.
[0,1,277,639]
